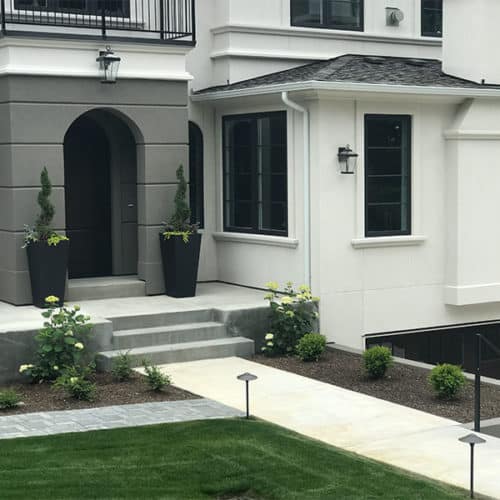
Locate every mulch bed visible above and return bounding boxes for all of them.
[254,348,500,423]
[0,372,199,415]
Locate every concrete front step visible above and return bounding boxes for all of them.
[112,322,228,350]
[108,309,215,331]
[97,337,255,370]
[67,276,146,302]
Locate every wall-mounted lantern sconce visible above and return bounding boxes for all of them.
[338,145,359,175]
[96,46,121,84]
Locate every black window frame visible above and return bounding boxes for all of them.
[291,0,364,32]
[189,121,204,229]
[364,114,412,238]
[222,111,288,237]
[421,0,442,38]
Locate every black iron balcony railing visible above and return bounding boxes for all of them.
[0,0,195,43]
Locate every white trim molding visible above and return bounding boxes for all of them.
[213,232,299,249]
[444,130,500,140]
[445,283,500,306]
[351,235,427,249]
[210,24,443,47]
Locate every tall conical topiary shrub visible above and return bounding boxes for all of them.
[162,165,198,242]
[35,167,55,240]
[168,165,191,231]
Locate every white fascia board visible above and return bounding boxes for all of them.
[0,36,193,80]
[210,24,442,47]
[192,80,500,102]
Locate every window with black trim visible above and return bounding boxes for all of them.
[365,115,411,237]
[291,0,363,31]
[421,0,442,37]
[223,112,288,236]
[189,122,204,228]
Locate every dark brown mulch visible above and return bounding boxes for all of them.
[254,348,500,423]
[0,372,199,415]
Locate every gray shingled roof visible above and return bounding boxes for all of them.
[195,54,494,95]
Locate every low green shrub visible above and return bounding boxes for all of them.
[142,361,171,392]
[111,352,133,382]
[53,365,96,401]
[428,364,466,399]
[363,346,393,379]
[0,389,21,409]
[296,333,326,362]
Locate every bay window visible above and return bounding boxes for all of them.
[223,112,288,236]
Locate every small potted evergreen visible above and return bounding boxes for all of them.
[159,165,201,298]
[24,167,69,308]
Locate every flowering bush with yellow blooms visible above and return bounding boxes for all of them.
[19,296,93,382]
[262,281,320,357]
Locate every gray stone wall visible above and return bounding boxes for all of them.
[0,75,189,304]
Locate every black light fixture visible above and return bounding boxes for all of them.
[459,433,486,499]
[96,46,121,84]
[338,145,359,175]
[237,372,258,419]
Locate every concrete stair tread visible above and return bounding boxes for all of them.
[113,321,225,338]
[100,336,253,358]
[67,276,146,302]
[107,309,214,331]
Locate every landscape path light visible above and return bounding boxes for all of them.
[237,372,258,419]
[459,433,486,499]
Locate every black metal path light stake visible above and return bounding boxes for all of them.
[459,433,486,499]
[237,372,258,419]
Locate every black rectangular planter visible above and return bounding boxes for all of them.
[26,240,69,308]
[159,233,201,298]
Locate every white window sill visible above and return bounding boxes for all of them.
[213,232,299,249]
[351,235,427,249]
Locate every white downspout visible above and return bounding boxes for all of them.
[281,91,311,288]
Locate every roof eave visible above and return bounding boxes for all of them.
[191,80,500,102]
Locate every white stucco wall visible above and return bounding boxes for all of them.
[442,0,500,85]
[195,90,500,350]
[308,94,500,349]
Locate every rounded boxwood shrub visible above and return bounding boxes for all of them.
[428,364,466,399]
[296,333,326,362]
[363,346,393,379]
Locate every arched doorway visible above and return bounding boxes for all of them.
[64,110,138,279]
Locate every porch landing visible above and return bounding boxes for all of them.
[0,283,265,333]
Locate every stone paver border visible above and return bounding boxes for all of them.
[0,399,243,440]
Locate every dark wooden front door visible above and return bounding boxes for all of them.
[64,116,112,279]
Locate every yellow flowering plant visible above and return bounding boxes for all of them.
[19,297,93,382]
[262,281,320,356]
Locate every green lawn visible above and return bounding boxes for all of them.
[0,419,466,499]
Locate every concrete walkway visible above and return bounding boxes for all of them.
[0,399,243,440]
[162,357,500,499]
